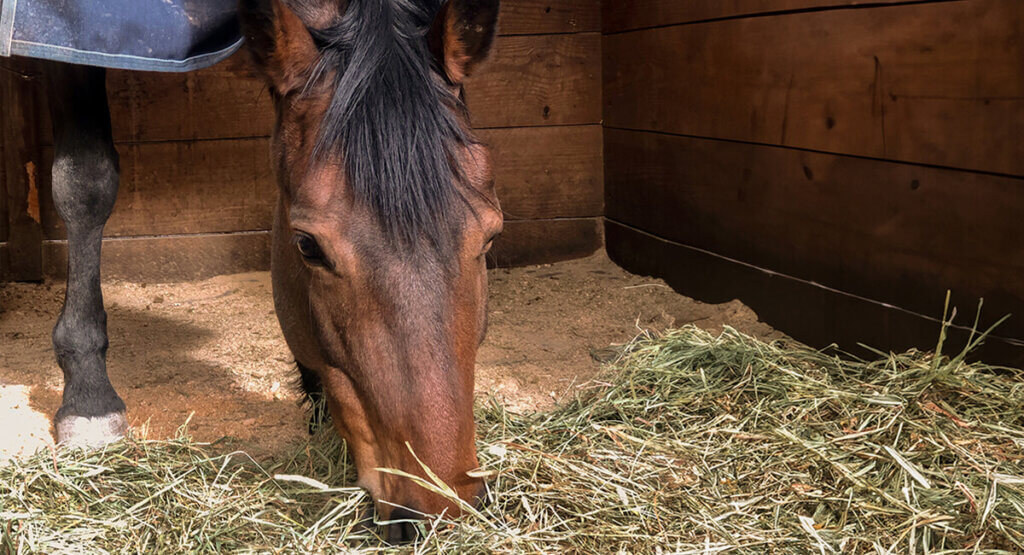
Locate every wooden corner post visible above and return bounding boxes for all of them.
[1,59,44,282]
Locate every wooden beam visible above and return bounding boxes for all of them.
[1,60,43,281]
[43,231,271,282]
[489,217,602,268]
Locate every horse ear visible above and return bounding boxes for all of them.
[429,0,500,84]
[239,0,319,94]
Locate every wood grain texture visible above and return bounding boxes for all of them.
[41,218,602,281]
[603,0,1024,175]
[489,217,602,267]
[9,0,607,281]
[606,220,1024,367]
[40,138,276,240]
[479,125,603,220]
[468,33,601,128]
[43,231,271,282]
[500,0,599,34]
[604,128,1024,342]
[1,61,44,281]
[106,55,272,144]
[50,29,604,144]
[602,0,911,33]
[39,126,602,239]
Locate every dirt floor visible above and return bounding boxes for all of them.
[0,251,779,462]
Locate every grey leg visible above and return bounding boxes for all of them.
[44,62,127,447]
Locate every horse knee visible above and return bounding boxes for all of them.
[51,148,119,227]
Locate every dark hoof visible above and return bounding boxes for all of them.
[384,507,421,544]
[55,412,128,448]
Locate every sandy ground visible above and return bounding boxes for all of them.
[0,252,779,462]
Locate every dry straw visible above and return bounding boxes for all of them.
[3,317,1023,553]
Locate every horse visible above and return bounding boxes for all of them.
[3,0,502,542]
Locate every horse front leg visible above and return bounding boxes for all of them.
[44,62,127,447]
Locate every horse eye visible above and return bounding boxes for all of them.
[294,233,325,264]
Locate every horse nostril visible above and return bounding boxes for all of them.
[385,507,420,544]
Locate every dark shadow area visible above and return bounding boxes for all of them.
[607,221,1024,368]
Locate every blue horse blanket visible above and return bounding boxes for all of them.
[0,0,242,72]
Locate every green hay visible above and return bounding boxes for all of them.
[3,324,1023,553]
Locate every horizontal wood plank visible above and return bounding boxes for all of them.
[479,125,603,220]
[500,0,600,34]
[42,232,271,282]
[39,125,600,239]
[100,0,601,143]
[40,218,601,281]
[468,33,601,128]
[603,0,1024,175]
[41,29,603,145]
[489,217,602,267]
[604,128,1024,340]
[602,0,910,33]
[106,55,272,144]
[605,220,1024,367]
[40,138,277,240]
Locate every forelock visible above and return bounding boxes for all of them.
[301,0,475,254]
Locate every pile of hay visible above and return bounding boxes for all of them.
[3,324,1023,552]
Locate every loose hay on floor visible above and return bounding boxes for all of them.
[3,325,1023,553]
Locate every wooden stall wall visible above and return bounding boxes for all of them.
[0,61,45,282]
[602,0,1024,364]
[0,0,601,282]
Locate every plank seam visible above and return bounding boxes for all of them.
[42,230,270,243]
[602,0,966,35]
[64,123,603,147]
[603,126,1024,181]
[503,216,602,223]
[605,218,1024,347]
[475,122,601,131]
[41,218,603,243]
[498,30,601,38]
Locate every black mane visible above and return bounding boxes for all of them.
[305,0,473,251]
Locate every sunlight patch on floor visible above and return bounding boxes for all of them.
[0,384,53,463]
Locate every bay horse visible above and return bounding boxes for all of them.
[6,0,502,542]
